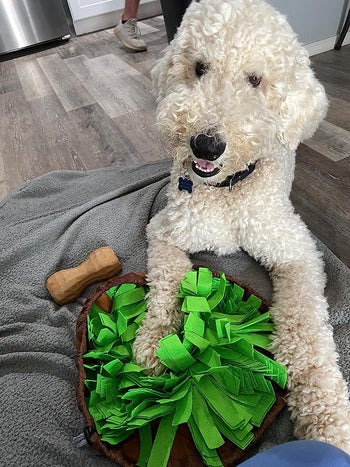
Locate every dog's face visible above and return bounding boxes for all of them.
[152,0,327,185]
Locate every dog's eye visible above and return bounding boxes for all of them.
[248,74,262,87]
[195,61,208,77]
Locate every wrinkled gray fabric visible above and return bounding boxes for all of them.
[0,160,349,466]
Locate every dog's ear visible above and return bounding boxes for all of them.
[278,48,328,150]
[151,45,174,103]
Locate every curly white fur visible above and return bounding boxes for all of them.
[133,0,350,453]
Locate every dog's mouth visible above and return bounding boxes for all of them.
[191,159,221,178]
[187,156,258,189]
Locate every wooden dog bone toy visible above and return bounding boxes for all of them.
[46,246,122,305]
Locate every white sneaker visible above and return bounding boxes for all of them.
[114,18,147,52]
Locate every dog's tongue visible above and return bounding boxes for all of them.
[196,159,215,172]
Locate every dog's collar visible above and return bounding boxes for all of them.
[178,162,256,193]
[215,163,256,189]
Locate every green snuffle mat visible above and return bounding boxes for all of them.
[77,268,287,467]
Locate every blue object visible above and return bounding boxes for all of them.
[239,440,350,467]
[178,177,193,193]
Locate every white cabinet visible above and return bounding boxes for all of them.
[66,0,161,35]
[67,1,124,22]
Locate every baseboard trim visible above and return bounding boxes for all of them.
[305,31,350,56]
[73,1,162,36]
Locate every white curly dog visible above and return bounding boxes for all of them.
[133,0,350,453]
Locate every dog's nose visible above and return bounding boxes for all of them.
[190,133,226,161]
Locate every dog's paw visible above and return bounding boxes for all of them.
[289,374,350,455]
[133,334,165,376]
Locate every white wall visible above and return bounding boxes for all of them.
[267,0,350,54]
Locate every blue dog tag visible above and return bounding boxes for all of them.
[178,177,193,193]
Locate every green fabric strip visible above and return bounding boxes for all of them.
[188,415,224,467]
[146,413,178,467]
[191,386,225,449]
[156,334,197,372]
[137,424,153,467]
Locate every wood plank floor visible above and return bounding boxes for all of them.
[0,17,349,267]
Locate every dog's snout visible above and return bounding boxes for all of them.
[190,133,226,161]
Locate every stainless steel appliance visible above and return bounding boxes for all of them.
[0,0,70,55]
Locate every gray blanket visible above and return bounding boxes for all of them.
[0,160,349,466]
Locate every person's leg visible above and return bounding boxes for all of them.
[114,0,146,52]
[123,0,140,21]
[239,440,350,467]
[160,0,192,42]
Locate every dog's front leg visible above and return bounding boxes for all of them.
[133,236,192,374]
[245,223,350,453]
[270,260,350,452]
